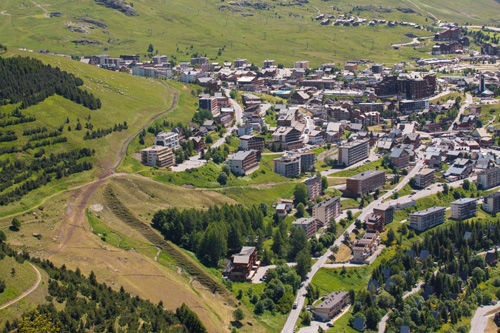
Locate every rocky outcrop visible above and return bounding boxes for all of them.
[78,17,108,28]
[94,0,137,16]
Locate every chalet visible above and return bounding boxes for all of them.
[223,247,260,281]
[486,251,498,266]
[190,136,206,152]
[390,147,410,169]
[291,91,310,104]
[403,133,420,147]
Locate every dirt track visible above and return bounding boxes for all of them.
[0,263,42,310]
[57,84,179,252]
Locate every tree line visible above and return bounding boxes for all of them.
[0,148,94,205]
[0,242,206,333]
[0,56,101,110]
[84,122,128,140]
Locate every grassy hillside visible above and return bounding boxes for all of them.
[0,50,173,217]
[2,0,493,65]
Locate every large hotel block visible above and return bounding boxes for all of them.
[345,170,386,197]
[338,140,369,167]
[409,207,446,231]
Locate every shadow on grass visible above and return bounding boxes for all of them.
[230,321,243,328]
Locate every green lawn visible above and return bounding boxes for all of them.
[312,266,372,294]
[329,159,391,178]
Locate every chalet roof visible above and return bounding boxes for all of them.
[353,317,366,332]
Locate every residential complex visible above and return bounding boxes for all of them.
[312,196,341,225]
[313,291,350,322]
[450,198,477,220]
[155,131,180,150]
[292,217,318,238]
[352,232,381,263]
[303,177,322,201]
[226,150,259,176]
[483,192,500,214]
[141,146,175,168]
[409,207,446,231]
[373,204,395,225]
[478,167,500,189]
[345,170,386,197]
[415,168,435,188]
[338,140,370,167]
[273,154,301,178]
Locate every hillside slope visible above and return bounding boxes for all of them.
[1,0,497,65]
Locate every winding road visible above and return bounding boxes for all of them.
[0,263,42,310]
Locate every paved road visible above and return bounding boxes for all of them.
[470,303,500,333]
[281,149,425,333]
[451,93,473,129]
[0,263,41,310]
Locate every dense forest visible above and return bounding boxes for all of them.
[352,220,500,333]
[0,56,101,110]
[0,242,206,332]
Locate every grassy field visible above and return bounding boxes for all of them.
[0,0,457,66]
[312,265,372,294]
[0,50,173,217]
[329,159,391,177]
[0,256,38,306]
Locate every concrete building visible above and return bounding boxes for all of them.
[224,247,259,281]
[239,135,265,151]
[483,192,500,214]
[294,60,309,69]
[155,131,180,150]
[226,150,259,176]
[199,96,218,114]
[234,58,248,68]
[373,204,394,225]
[345,170,386,197]
[399,99,429,115]
[313,291,350,322]
[365,214,384,232]
[415,168,435,188]
[409,207,446,231]
[263,59,275,68]
[300,151,316,172]
[338,140,370,167]
[141,146,174,168]
[273,154,301,178]
[352,232,380,263]
[292,217,317,238]
[478,167,500,189]
[312,196,341,225]
[450,198,477,220]
[304,177,322,201]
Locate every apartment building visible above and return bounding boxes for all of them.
[415,168,435,188]
[199,96,218,114]
[312,196,341,225]
[155,131,181,150]
[226,150,259,176]
[292,217,317,238]
[303,177,322,201]
[352,232,380,263]
[409,207,446,231]
[234,58,248,68]
[300,151,316,172]
[313,291,350,322]
[273,154,301,178]
[338,140,369,167]
[478,167,500,189]
[450,198,477,220]
[239,135,265,151]
[373,204,394,224]
[294,60,309,69]
[483,192,500,214]
[345,170,386,197]
[365,214,384,232]
[263,59,275,68]
[141,146,174,168]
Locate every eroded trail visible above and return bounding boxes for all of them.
[0,263,42,310]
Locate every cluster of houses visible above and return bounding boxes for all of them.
[314,13,423,30]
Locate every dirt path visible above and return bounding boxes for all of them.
[406,0,437,20]
[0,263,42,310]
[56,84,179,252]
[30,0,50,18]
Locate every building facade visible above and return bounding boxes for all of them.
[478,167,500,189]
[450,198,477,220]
[483,192,500,214]
[313,292,350,322]
[155,131,181,150]
[312,196,341,225]
[304,177,322,201]
[409,207,446,231]
[141,146,175,168]
[273,155,301,178]
[226,150,259,176]
[345,170,386,197]
[292,217,317,238]
[415,168,435,188]
[338,140,370,167]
